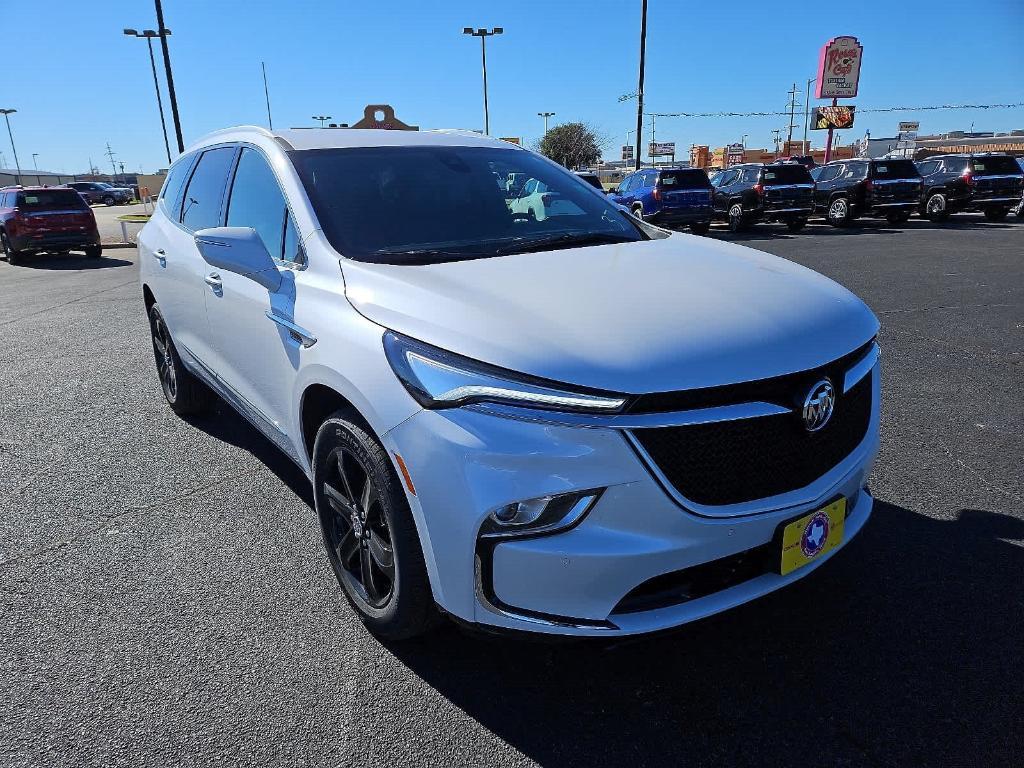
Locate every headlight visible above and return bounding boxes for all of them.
[383,331,627,413]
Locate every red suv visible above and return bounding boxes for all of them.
[0,186,101,265]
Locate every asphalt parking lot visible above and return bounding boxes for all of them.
[1,214,1022,767]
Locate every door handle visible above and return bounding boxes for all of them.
[204,272,223,293]
[153,248,166,266]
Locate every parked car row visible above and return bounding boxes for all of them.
[66,180,135,205]
[602,153,1024,236]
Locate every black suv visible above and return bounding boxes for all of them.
[710,163,814,232]
[915,153,1024,222]
[810,158,922,226]
[66,181,133,206]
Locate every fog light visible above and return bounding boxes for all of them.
[481,491,601,540]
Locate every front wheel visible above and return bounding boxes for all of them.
[313,415,437,640]
[103,195,116,206]
[826,197,852,227]
[983,207,1009,222]
[148,303,211,416]
[727,203,748,232]
[689,221,711,236]
[785,217,808,233]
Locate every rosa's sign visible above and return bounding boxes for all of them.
[815,36,863,99]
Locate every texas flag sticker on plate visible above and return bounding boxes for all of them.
[780,497,846,575]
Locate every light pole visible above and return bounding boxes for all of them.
[741,134,748,149]
[124,28,173,164]
[32,153,39,171]
[634,0,648,170]
[803,77,816,154]
[462,27,503,135]
[0,109,21,184]
[312,115,332,128]
[261,61,273,129]
[538,111,555,135]
[153,0,184,154]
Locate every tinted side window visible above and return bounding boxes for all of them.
[916,161,938,176]
[941,158,967,174]
[741,168,760,183]
[160,153,195,220]
[226,148,288,261]
[181,147,236,231]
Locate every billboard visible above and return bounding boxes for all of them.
[648,141,676,157]
[811,105,856,130]
[815,36,863,99]
[622,144,634,161]
[898,121,920,133]
[726,143,745,166]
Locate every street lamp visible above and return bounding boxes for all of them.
[538,111,555,134]
[312,115,332,128]
[741,134,748,149]
[124,27,173,164]
[32,153,39,171]
[462,27,503,135]
[0,109,21,184]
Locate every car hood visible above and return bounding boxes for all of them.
[340,234,879,394]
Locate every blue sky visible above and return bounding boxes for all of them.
[4,0,1023,173]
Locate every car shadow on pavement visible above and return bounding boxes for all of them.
[12,253,133,270]
[387,501,1024,767]
[183,400,314,508]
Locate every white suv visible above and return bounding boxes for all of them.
[139,126,880,639]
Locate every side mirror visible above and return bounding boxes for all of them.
[194,227,282,292]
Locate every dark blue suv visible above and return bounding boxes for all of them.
[609,167,714,234]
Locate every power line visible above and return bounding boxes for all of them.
[640,102,1024,118]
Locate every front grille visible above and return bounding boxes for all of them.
[632,374,872,506]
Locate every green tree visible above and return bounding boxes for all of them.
[537,122,605,169]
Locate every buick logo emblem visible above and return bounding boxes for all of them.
[802,379,835,432]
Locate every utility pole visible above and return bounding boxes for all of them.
[785,83,799,154]
[261,61,273,130]
[462,27,503,135]
[105,143,118,178]
[634,0,648,171]
[803,77,816,154]
[649,113,657,166]
[771,129,782,158]
[537,111,555,134]
[154,0,184,153]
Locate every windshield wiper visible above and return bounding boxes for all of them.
[495,232,637,255]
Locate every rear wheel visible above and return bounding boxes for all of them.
[826,196,852,227]
[313,414,437,640]
[103,195,116,206]
[148,303,211,416]
[983,206,1009,222]
[886,210,912,224]
[924,192,949,221]
[689,221,711,236]
[785,217,808,233]
[85,245,102,258]
[727,203,748,232]
[1,231,22,265]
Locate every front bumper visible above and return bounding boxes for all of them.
[384,356,881,637]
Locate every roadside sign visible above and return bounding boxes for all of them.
[815,36,864,99]
[648,141,675,157]
[812,105,856,130]
[621,145,634,161]
[898,121,920,133]
[726,143,745,166]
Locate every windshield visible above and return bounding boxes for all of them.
[871,160,919,179]
[761,165,812,185]
[289,146,643,264]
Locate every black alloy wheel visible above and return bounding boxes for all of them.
[148,303,210,415]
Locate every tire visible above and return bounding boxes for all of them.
[313,414,437,640]
[1,230,22,265]
[689,221,711,236]
[103,195,116,206]
[85,245,102,258]
[785,217,808,233]
[727,202,747,232]
[148,303,211,416]
[632,204,644,221]
[886,210,912,224]
[983,207,1009,222]
[826,196,852,227]
[924,191,949,221]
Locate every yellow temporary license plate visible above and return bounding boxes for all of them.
[779,498,846,576]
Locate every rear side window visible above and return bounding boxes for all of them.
[872,160,919,179]
[941,158,968,174]
[762,165,812,184]
[226,148,290,262]
[970,156,1021,175]
[915,161,939,176]
[741,168,760,183]
[181,147,236,231]
[658,169,710,189]
[16,189,88,210]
